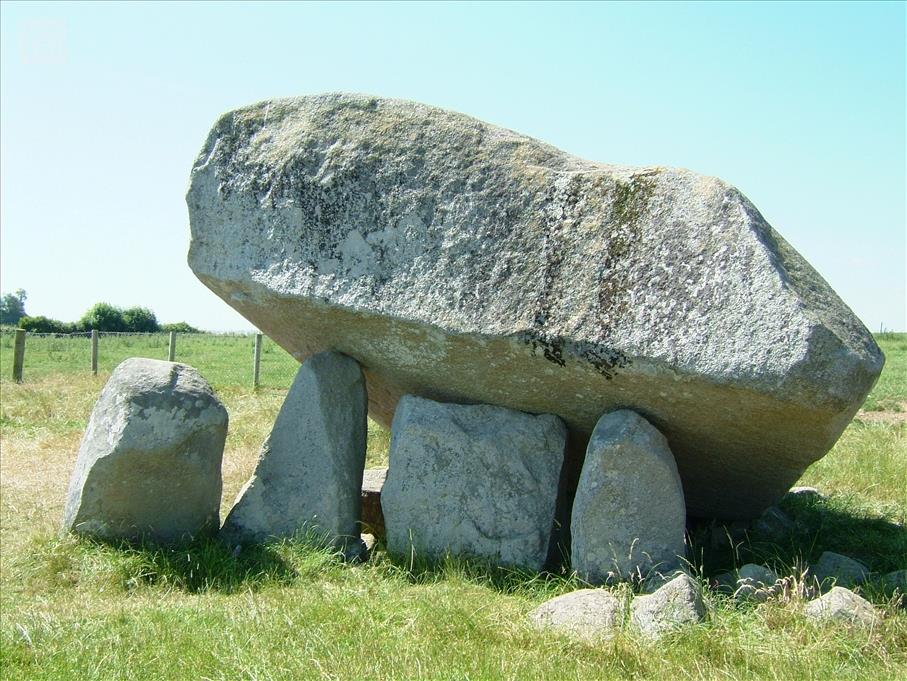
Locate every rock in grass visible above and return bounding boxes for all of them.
[804,586,881,628]
[713,571,739,595]
[881,569,906,596]
[186,93,884,519]
[63,358,227,543]
[630,574,706,640]
[642,568,692,594]
[529,589,625,640]
[752,506,796,538]
[706,519,751,551]
[571,410,686,583]
[381,395,566,571]
[786,486,823,500]
[810,551,870,590]
[221,351,367,548]
[734,564,781,603]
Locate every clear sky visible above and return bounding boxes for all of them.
[1,1,904,332]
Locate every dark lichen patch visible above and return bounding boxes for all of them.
[595,174,659,333]
[518,330,631,379]
[579,342,632,380]
[525,333,566,367]
[519,331,567,367]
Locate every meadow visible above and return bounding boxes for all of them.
[0,332,904,680]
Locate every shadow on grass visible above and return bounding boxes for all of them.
[688,491,907,579]
[78,534,308,594]
[50,490,902,599]
[369,537,585,598]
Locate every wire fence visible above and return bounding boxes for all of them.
[0,329,300,391]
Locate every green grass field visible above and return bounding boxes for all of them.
[0,329,301,390]
[0,333,904,680]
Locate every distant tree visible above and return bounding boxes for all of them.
[0,289,27,325]
[78,302,127,332]
[122,306,159,333]
[161,321,201,333]
[18,315,73,334]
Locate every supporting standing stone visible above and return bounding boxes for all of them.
[63,358,227,543]
[361,468,387,537]
[571,410,687,583]
[381,395,566,571]
[221,351,367,547]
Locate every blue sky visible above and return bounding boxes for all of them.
[1,1,904,331]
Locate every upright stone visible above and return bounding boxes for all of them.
[571,410,686,583]
[63,358,227,543]
[221,351,367,547]
[360,467,387,537]
[381,395,566,571]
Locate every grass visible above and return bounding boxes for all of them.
[862,333,907,412]
[0,334,905,679]
[0,329,301,390]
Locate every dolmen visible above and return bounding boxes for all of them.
[63,93,885,588]
[186,93,882,520]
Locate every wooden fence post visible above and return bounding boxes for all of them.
[12,329,26,383]
[253,333,262,389]
[91,330,99,375]
[168,331,176,362]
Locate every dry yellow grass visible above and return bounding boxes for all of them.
[1,376,389,523]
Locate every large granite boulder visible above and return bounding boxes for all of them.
[187,93,884,518]
[381,395,566,570]
[221,351,367,547]
[571,410,686,583]
[63,359,227,543]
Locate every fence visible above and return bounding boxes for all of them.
[0,329,300,391]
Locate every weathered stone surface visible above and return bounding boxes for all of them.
[804,586,881,628]
[529,589,625,640]
[187,93,883,518]
[787,486,823,500]
[734,564,781,602]
[380,395,566,570]
[572,410,686,583]
[63,358,227,543]
[221,351,366,546]
[713,571,739,595]
[881,569,906,596]
[753,506,796,538]
[810,552,870,589]
[631,574,706,639]
[361,467,387,537]
[706,519,751,551]
[642,568,691,594]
